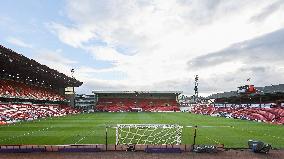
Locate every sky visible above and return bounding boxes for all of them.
[1,0,284,96]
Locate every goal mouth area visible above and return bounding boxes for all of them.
[110,124,183,145]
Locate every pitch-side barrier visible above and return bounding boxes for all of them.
[0,144,225,153]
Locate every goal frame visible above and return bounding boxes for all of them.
[113,124,183,145]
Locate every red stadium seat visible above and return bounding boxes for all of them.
[0,103,80,124]
[95,98,179,112]
[0,79,66,101]
[190,104,284,124]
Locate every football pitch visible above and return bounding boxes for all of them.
[0,112,283,148]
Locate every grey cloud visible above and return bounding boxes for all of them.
[178,0,255,25]
[239,66,266,73]
[187,27,284,69]
[150,79,194,94]
[111,27,147,55]
[235,66,284,87]
[250,0,284,23]
[178,0,222,25]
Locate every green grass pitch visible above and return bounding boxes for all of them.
[0,112,283,148]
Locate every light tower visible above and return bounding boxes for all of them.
[70,68,75,107]
[194,75,199,102]
[71,68,75,78]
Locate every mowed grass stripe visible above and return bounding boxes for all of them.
[0,112,283,148]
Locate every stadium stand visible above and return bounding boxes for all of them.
[0,45,82,124]
[0,103,80,124]
[0,45,82,88]
[94,91,181,112]
[96,98,180,112]
[0,79,65,101]
[96,98,179,112]
[191,104,284,125]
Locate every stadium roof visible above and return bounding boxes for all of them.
[256,84,284,94]
[214,92,284,104]
[208,84,284,99]
[0,45,83,88]
[92,91,183,94]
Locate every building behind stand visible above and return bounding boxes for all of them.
[75,94,96,112]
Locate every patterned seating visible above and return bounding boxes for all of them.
[0,79,65,101]
[191,104,284,125]
[96,98,179,112]
[0,104,80,124]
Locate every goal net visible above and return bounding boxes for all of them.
[114,124,183,145]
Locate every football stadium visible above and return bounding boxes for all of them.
[1,1,284,158]
[0,45,284,159]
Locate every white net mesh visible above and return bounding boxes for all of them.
[115,124,183,145]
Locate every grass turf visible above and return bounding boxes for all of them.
[0,112,283,148]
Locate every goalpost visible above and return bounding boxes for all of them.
[113,124,183,145]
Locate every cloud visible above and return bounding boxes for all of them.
[48,0,284,95]
[87,46,129,63]
[7,37,33,48]
[187,28,284,69]
[77,66,117,73]
[47,22,95,48]
[37,49,77,64]
[250,0,284,22]
[187,28,284,94]
[32,49,78,78]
